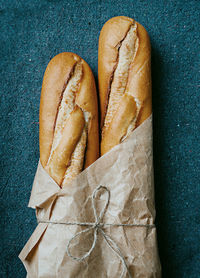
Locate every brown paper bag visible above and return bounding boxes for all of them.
[19,115,161,277]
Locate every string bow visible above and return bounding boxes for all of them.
[66,185,132,278]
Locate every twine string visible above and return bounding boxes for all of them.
[38,185,155,278]
[66,186,109,261]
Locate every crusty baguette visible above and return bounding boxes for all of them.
[39,52,99,187]
[98,16,152,155]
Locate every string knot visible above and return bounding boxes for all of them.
[94,223,102,229]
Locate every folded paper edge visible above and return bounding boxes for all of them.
[28,161,60,209]
[19,223,48,261]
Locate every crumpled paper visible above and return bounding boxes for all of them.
[19,115,161,278]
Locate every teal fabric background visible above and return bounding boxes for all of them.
[0,0,199,277]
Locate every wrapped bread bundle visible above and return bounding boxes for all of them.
[20,17,161,277]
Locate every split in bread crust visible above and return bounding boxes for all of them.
[40,53,99,187]
[98,16,151,155]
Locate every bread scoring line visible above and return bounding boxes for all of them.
[47,59,90,186]
[102,22,140,141]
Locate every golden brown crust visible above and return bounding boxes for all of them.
[98,16,134,128]
[46,106,85,185]
[39,52,99,186]
[101,94,137,155]
[98,16,152,155]
[126,22,152,127]
[40,52,79,167]
[76,60,99,168]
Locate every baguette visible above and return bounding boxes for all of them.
[39,52,99,187]
[98,16,152,155]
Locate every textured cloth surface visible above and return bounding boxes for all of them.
[0,0,199,277]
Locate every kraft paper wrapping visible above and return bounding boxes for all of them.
[19,115,161,278]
